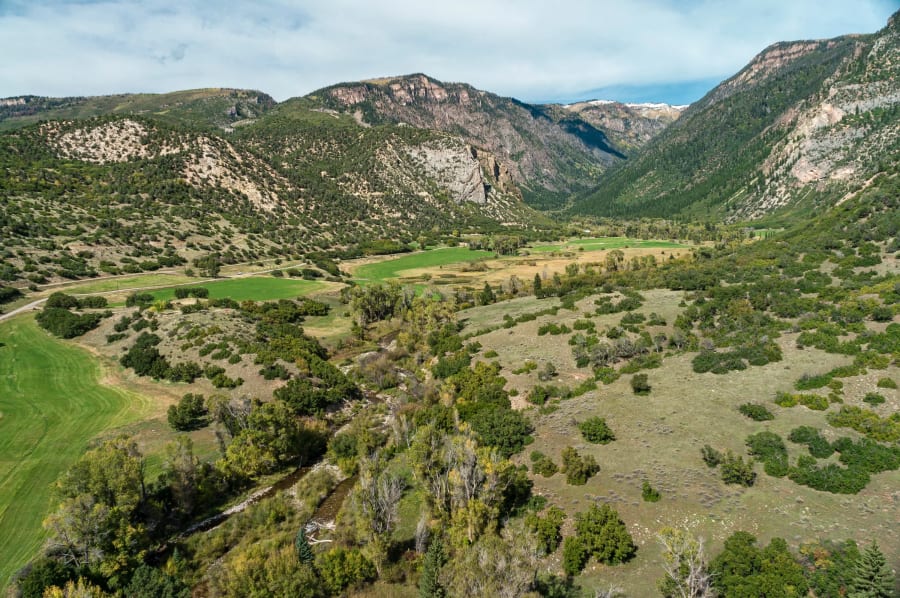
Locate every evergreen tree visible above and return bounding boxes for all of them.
[419,535,446,598]
[479,282,495,306]
[533,273,542,297]
[850,542,894,598]
[295,528,315,565]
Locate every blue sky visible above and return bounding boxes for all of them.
[1,0,897,105]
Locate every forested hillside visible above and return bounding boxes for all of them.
[0,104,541,287]
[571,10,900,222]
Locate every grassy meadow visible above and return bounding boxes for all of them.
[528,237,689,253]
[350,247,494,283]
[147,276,329,302]
[0,317,154,590]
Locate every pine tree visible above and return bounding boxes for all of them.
[850,541,894,598]
[295,527,315,565]
[419,535,446,598]
[533,273,542,297]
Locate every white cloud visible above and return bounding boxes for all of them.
[0,0,896,103]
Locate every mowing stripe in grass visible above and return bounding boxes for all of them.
[0,316,152,591]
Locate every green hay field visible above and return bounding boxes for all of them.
[149,277,328,302]
[351,248,494,283]
[528,237,688,253]
[0,317,153,590]
[45,273,199,295]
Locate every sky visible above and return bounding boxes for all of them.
[1,0,897,106]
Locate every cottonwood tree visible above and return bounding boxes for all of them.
[440,521,540,598]
[657,527,716,598]
[44,437,147,583]
[350,454,406,575]
[409,424,515,546]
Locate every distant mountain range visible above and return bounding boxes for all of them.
[0,78,685,210]
[0,9,897,287]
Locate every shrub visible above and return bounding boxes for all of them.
[513,360,538,374]
[168,361,203,383]
[260,363,291,380]
[562,536,588,576]
[484,349,499,358]
[167,393,207,431]
[579,417,615,444]
[594,366,620,384]
[876,377,897,389]
[833,437,900,473]
[433,351,472,379]
[561,446,599,485]
[788,426,834,458]
[316,548,376,594]
[619,353,662,374]
[45,292,80,309]
[795,373,832,390]
[121,337,170,378]
[211,373,243,389]
[775,392,829,411]
[36,307,103,338]
[641,480,661,502]
[720,451,756,486]
[827,406,900,443]
[125,292,155,308]
[571,503,636,566]
[525,506,565,555]
[631,373,651,395]
[538,323,570,336]
[862,392,886,406]
[746,431,787,463]
[788,456,870,494]
[701,445,722,468]
[467,405,532,458]
[530,451,559,477]
[738,403,774,421]
[537,361,558,381]
[528,385,552,406]
[13,557,74,598]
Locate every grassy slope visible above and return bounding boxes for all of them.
[351,248,495,283]
[0,317,152,590]
[465,290,899,596]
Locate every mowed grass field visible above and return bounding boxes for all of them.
[464,291,900,596]
[0,317,153,590]
[528,236,689,253]
[351,248,495,283]
[148,276,328,302]
[46,273,198,295]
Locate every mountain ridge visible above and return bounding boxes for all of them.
[570,9,900,221]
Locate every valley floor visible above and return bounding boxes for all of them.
[0,317,154,589]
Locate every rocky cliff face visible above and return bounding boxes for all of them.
[571,9,900,222]
[309,74,626,207]
[560,100,686,150]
